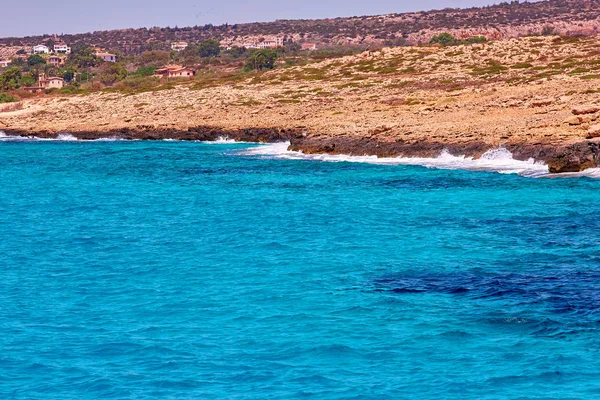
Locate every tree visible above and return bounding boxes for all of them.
[225,46,247,59]
[285,41,301,53]
[0,67,22,90]
[67,45,101,68]
[198,39,221,58]
[138,50,170,67]
[244,49,278,71]
[429,32,459,46]
[0,92,16,103]
[27,54,47,67]
[134,66,157,77]
[98,63,128,85]
[62,67,77,83]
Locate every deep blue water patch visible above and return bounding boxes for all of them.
[2,139,600,399]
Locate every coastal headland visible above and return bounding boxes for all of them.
[3,36,600,173]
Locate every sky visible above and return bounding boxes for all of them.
[2,0,511,38]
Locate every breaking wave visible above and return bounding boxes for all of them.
[0,132,130,142]
[201,136,253,144]
[0,131,79,142]
[56,133,78,141]
[240,142,600,178]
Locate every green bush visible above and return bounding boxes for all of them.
[0,92,16,103]
[431,33,488,46]
[0,67,23,90]
[430,33,459,46]
[465,36,487,44]
[98,63,128,85]
[244,49,278,71]
[134,66,158,77]
[199,39,221,58]
[27,54,46,66]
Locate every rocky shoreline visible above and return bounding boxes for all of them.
[3,127,600,174]
[4,36,600,174]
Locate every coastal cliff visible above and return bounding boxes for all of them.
[3,36,600,173]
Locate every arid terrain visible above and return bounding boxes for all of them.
[1,0,599,56]
[3,35,600,172]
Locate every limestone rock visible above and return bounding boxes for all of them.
[565,116,582,125]
[530,99,553,108]
[586,124,600,139]
[572,105,600,115]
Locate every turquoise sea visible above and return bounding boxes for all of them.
[1,136,600,399]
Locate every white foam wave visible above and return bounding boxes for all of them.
[0,131,37,141]
[0,131,80,141]
[56,133,78,141]
[201,136,252,144]
[90,136,128,142]
[240,142,555,178]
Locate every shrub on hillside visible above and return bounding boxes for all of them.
[199,39,221,58]
[243,49,278,71]
[430,33,459,46]
[67,45,102,68]
[134,66,158,77]
[0,92,16,103]
[430,33,488,46]
[465,36,487,44]
[98,63,128,85]
[0,67,23,90]
[27,54,46,66]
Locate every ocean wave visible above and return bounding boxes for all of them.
[90,137,129,142]
[240,142,555,177]
[0,132,132,142]
[201,136,253,144]
[0,131,79,142]
[240,142,600,178]
[56,133,78,141]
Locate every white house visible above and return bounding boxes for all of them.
[0,60,11,68]
[258,37,284,49]
[96,52,116,62]
[171,41,188,51]
[33,45,50,54]
[154,65,196,79]
[54,43,71,54]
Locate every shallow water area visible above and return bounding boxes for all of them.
[2,137,600,399]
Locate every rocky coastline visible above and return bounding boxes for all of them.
[3,126,600,174]
[4,36,600,174]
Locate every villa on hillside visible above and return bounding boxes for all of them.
[0,59,11,68]
[48,56,65,67]
[154,65,196,79]
[96,52,117,62]
[171,42,189,51]
[33,45,50,54]
[301,43,317,51]
[258,38,284,49]
[54,43,71,54]
[23,73,65,93]
[224,37,284,50]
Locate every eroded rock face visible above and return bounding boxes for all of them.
[2,127,302,143]
[572,105,600,115]
[546,142,600,173]
[565,116,583,125]
[586,124,600,139]
[290,135,600,174]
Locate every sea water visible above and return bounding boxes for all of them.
[1,137,600,399]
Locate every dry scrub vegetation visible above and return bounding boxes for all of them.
[3,35,600,150]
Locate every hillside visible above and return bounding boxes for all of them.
[0,0,599,55]
[3,34,600,172]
